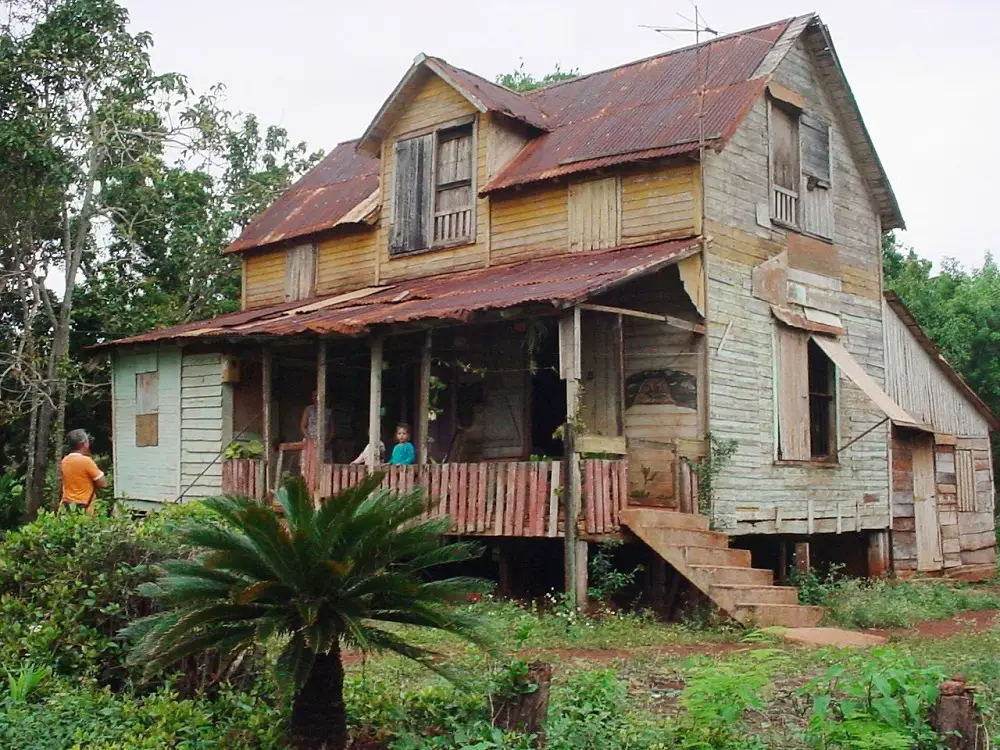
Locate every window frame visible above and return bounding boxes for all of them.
[135,369,160,448]
[767,96,802,230]
[389,115,478,257]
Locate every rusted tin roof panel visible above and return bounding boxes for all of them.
[99,238,701,347]
[224,141,380,255]
[429,57,549,130]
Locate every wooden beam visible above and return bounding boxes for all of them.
[614,314,624,437]
[262,345,273,492]
[368,337,384,470]
[578,303,705,335]
[562,306,583,610]
[315,339,328,497]
[575,434,627,456]
[418,330,432,464]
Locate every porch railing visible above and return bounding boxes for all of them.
[222,458,627,537]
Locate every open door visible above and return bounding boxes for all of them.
[912,436,943,572]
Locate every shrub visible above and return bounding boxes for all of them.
[0,470,24,532]
[820,578,1000,629]
[587,539,643,602]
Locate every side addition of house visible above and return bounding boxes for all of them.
[100,14,997,627]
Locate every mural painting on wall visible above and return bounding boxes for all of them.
[625,369,697,410]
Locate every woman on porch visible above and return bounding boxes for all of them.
[300,390,333,493]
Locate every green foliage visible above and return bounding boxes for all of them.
[0,470,25,531]
[3,662,51,702]
[802,648,946,749]
[789,563,847,606]
[685,434,738,519]
[801,576,1000,628]
[0,508,176,679]
[0,676,284,750]
[587,539,643,602]
[666,650,784,749]
[223,439,264,460]
[495,62,578,92]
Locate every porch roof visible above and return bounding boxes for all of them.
[98,237,701,348]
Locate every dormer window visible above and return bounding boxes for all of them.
[390,121,475,256]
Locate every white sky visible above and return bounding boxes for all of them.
[123,0,1000,270]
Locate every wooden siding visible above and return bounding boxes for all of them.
[244,250,286,309]
[180,352,225,499]
[568,177,620,252]
[284,243,317,301]
[113,346,182,501]
[883,301,992,438]
[621,162,699,243]
[490,183,569,264]
[316,230,377,294]
[580,311,620,436]
[486,114,529,180]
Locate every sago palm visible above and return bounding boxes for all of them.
[124,474,490,750]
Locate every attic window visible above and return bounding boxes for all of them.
[391,121,475,256]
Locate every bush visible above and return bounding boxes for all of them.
[0,675,284,749]
[0,470,24,532]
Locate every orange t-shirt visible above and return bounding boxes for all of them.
[60,453,104,505]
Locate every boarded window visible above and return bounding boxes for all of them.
[284,243,316,301]
[769,101,800,228]
[801,115,833,239]
[433,124,474,245]
[136,371,159,447]
[390,133,434,255]
[956,448,976,511]
[568,177,621,252]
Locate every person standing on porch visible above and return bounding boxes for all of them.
[60,429,107,513]
[389,423,416,466]
[299,390,333,493]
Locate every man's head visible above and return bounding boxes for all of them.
[67,429,90,454]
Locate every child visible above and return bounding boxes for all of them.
[389,423,416,465]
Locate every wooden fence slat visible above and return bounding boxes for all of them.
[457,463,469,534]
[609,463,619,528]
[534,463,547,536]
[503,463,517,536]
[584,459,597,534]
[592,461,603,534]
[449,464,460,533]
[548,463,561,537]
[476,464,487,532]
[493,465,505,535]
[526,463,539,537]
[602,461,613,533]
[512,463,526,536]
[616,460,627,525]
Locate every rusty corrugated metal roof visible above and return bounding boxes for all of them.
[482,20,789,192]
[428,57,549,131]
[99,238,700,347]
[224,140,379,255]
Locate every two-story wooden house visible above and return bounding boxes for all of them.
[101,14,997,625]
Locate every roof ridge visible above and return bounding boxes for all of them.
[524,15,801,99]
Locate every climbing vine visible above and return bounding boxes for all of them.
[685,433,738,519]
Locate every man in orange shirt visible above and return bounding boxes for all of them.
[60,429,107,513]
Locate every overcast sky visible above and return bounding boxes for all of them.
[124,0,999,269]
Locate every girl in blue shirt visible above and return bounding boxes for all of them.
[389,423,416,465]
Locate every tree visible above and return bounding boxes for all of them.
[124,476,491,750]
[496,62,578,92]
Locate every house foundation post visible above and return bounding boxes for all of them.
[561,306,583,610]
[418,330,432,464]
[315,339,328,499]
[262,345,273,493]
[867,529,891,578]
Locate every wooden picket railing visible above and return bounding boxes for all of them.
[222,458,627,538]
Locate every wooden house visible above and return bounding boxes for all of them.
[100,14,996,626]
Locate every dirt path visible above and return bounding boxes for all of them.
[865,608,999,640]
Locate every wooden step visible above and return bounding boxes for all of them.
[683,545,752,567]
[689,565,773,586]
[619,508,710,531]
[636,526,731,550]
[731,603,824,628]
[710,584,801,607]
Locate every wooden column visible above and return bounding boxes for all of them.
[315,339,328,496]
[575,540,589,608]
[560,306,583,610]
[614,313,625,437]
[867,530,891,578]
[794,541,811,574]
[418,330,432,464]
[367,337,383,470]
[262,345,273,492]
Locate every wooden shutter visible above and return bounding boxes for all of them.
[284,243,316,301]
[568,177,621,252]
[434,128,474,243]
[801,116,830,183]
[776,325,810,460]
[770,105,799,192]
[800,115,833,238]
[391,134,434,254]
[136,371,159,447]
[956,448,976,511]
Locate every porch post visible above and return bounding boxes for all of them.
[315,339,328,497]
[262,344,273,493]
[418,330,432,464]
[561,306,584,610]
[367,336,384,470]
[614,313,625,437]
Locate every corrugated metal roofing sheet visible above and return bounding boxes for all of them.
[429,57,549,131]
[224,140,379,255]
[100,238,700,347]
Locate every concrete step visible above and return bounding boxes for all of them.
[710,584,801,607]
[620,508,710,531]
[637,526,731,551]
[689,565,773,586]
[732,603,825,628]
[683,545,752,567]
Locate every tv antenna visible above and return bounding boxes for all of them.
[640,3,719,45]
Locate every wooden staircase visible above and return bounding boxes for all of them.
[620,508,823,627]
